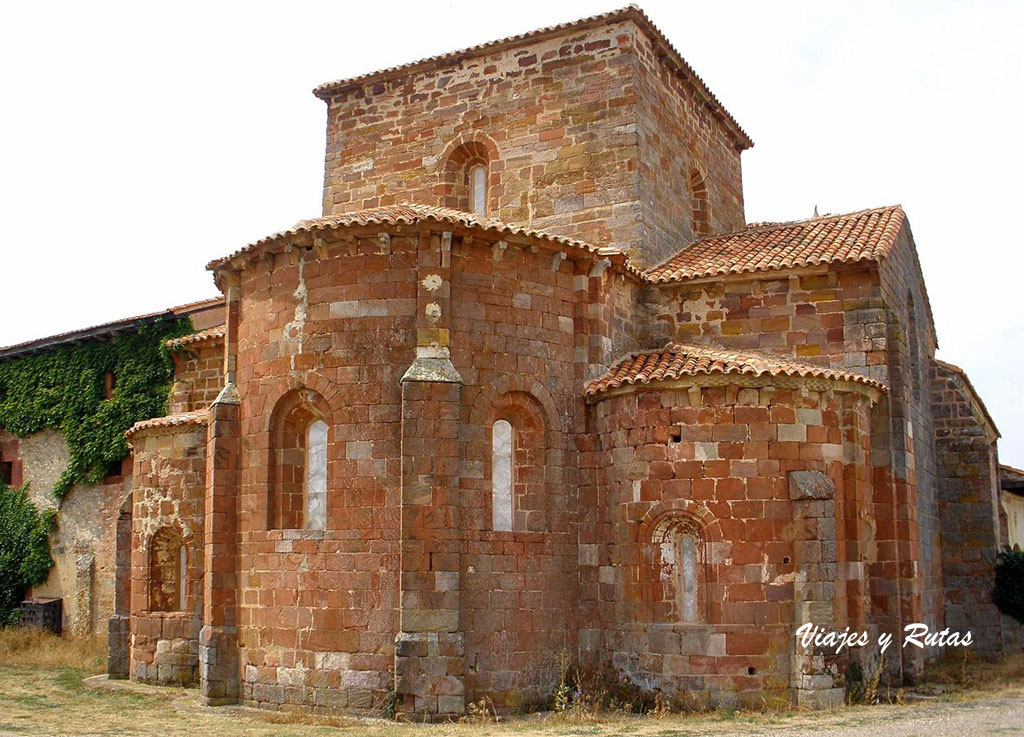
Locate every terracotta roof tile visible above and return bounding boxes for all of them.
[125,410,209,441]
[646,206,905,283]
[0,297,223,361]
[165,326,225,351]
[585,343,886,397]
[207,203,633,274]
[312,6,751,151]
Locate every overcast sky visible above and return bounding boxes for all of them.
[1,0,1021,464]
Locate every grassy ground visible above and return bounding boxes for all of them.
[1,628,1022,737]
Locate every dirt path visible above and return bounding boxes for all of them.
[1,665,1022,737]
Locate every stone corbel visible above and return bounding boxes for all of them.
[492,240,507,263]
[441,231,452,268]
[378,232,391,255]
[313,237,328,260]
[551,251,567,271]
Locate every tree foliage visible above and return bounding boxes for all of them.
[993,547,1024,624]
[0,480,56,625]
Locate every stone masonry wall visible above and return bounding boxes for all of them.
[9,428,130,636]
[581,382,877,708]
[168,339,225,415]
[319,18,744,267]
[649,265,887,380]
[931,362,1007,656]
[633,26,745,258]
[227,222,614,713]
[234,235,409,712]
[321,19,641,254]
[878,226,942,638]
[129,423,207,685]
[451,240,583,710]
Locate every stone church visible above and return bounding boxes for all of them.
[3,5,1020,718]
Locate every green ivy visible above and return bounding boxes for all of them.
[0,480,56,626]
[993,547,1024,624]
[0,318,190,499]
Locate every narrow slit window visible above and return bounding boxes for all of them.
[178,545,187,611]
[492,419,513,531]
[305,419,328,530]
[679,534,698,623]
[470,164,487,216]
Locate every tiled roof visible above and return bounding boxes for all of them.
[934,359,1000,437]
[585,343,887,397]
[165,325,225,351]
[0,297,223,362]
[646,206,906,283]
[125,410,209,441]
[1001,464,1024,483]
[312,6,752,151]
[207,203,631,272]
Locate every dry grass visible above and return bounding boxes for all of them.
[0,626,105,671]
[921,650,1024,696]
[0,629,1023,737]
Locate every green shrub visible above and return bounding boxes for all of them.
[0,481,55,625]
[993,548,1024,624]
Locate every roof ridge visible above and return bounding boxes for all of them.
[738,204,904,237]
[644,204,907,283]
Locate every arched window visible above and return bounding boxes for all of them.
[689,167,712,238]
[149,527,185,613]
[653,516,705,623]
[305,419,328,530]
[469,164,488,216]
[269,388,330,530]
[492,419,513,531]
[440,138,495,214]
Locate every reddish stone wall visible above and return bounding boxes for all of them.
[168,340,224,415]
[581,383,877,707]
[319,19,744,267]
[234,236,410,711]
[129,423,207,685]
[320,20,641,254]
[227,226,599,712]
[632,27,745,257]
[649,266,886,378]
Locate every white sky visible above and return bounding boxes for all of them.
[1,0,1021,464]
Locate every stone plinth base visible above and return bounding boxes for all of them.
[395,631,465,718]
[200,624,239,705]
[106,615,130,679]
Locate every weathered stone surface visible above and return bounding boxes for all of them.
[788,471,835,501]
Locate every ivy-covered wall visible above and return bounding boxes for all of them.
[0,318,190,500]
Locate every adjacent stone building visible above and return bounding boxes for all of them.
[0,299,223,636]
[2,4,1019,717]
